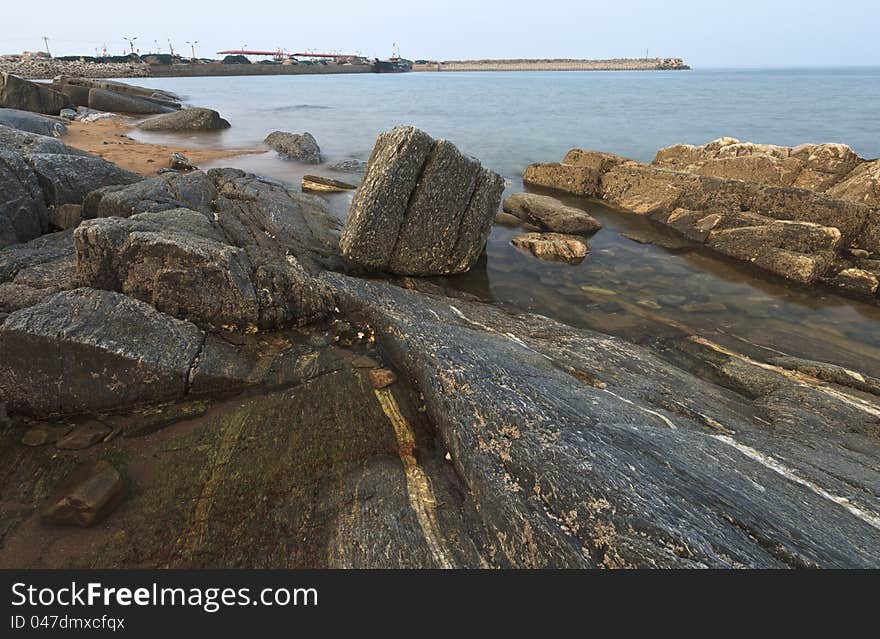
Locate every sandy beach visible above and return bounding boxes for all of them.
[64,117,260,176]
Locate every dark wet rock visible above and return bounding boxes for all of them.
[0,73,69,115]
[0,283,57,313]
[87,88,174,115]
[0,108,67,136]
[326,274,880,567]
[511,232,589,263]
[55,421,112,450]
[27,153,142,207]
[264,131,322,163]
[40,460,124,527]
[0,230,74,283]
[341,126,504,276]
[368,368,397,389]
[169,152,196,172]
[769,356,880,396]
[48,204,83,230]
[503,192,602,235]
[58,83,91,108]
[59,108,76,121]
[82,170,215,219]
[351,355,379,369]
[0,402,9,427]
[138,108,231,132]
[0,123,90,157]
[301,175,357,193]
[0,149,48,248]
[328,158,368,174]
[103,400,210,438]
[0,288,204,417]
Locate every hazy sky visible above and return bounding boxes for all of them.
[2,0,877,67]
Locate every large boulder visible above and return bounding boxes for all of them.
[264,131,322,163]
[0,123,90,157]
[0,73,69,115]
[138,108,231,132]
[27,153,142,207]
[87,88,175,115]
[0,150,48,248]
[340,126,504,275]
[0,108,66,137]
[0,288,205,417]
[502,192,602,235]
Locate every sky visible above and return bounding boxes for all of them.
[2,0,877,68]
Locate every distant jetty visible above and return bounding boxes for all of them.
[413,58,690,72]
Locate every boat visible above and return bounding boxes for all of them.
[375,43,413,73]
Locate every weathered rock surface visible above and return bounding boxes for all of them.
[87,88,174,115]
[302,174,357,193]
[326,274,880,568]
[0,108,66,136]
[340,126,504,275]
[0,229,74,283]
[526,146,880,297]
[328,158,368,174]
[0,73,69,115]
[511,232,589,263]
[138,108,231,132]
[503,192,602,235]
[0,288,204,416]
[0,123,90,157]
[40,460,124,527]
[0,149,48,248]
[48,203,83,230]
[264,131,322,163]
[27,153,142,207]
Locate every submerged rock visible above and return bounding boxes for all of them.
[40,460,124,527]
[511,232,589,263]
[503,192,602,235]
[264,131,322,163]
[340,126,504,276]
[0,73,69,115]
[139,107,231,132]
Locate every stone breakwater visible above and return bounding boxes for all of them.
[414,57,689,72]
[524,139,880,298]
[0,57,151,80]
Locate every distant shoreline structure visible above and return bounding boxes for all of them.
[413,58,690,72]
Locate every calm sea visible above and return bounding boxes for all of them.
[130,69,880,374]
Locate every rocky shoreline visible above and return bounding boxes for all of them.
[1,72,879,568]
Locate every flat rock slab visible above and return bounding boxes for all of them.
[503,192,602,235]
[340,126,504,276]
[40,460,124,527]
[88,88,174,115]
[326,274,880,567]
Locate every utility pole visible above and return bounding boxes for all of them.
[123,36,137,54]
[42,36,51,57]
[186,41,198,59]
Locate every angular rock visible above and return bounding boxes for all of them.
[511,232,589,263]
[301,175,357,193]
[83,171,216,219]
[706,221,842,284]
[0,73,69,115]
[40,460,124,527]
[0,288,204,417]
[138,108,231,132]
[0,108,67,137]
[48,204,83,230]
[328,159,368,174]
[829,267,879,296]
[27,153,142,207]
[368,368,397,389]
[341,126,503,275]
[502,192,602,235]
[0,230,74,283]
[55,421,112,450]
[88,88,174,115]
[59,83,91,108]
[828,159,880,207]
[523,149,629,196]
[0,149,48,248]
[494,212,522,227]
[264,131,322,163]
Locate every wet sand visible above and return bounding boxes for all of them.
[64,118,261,176]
